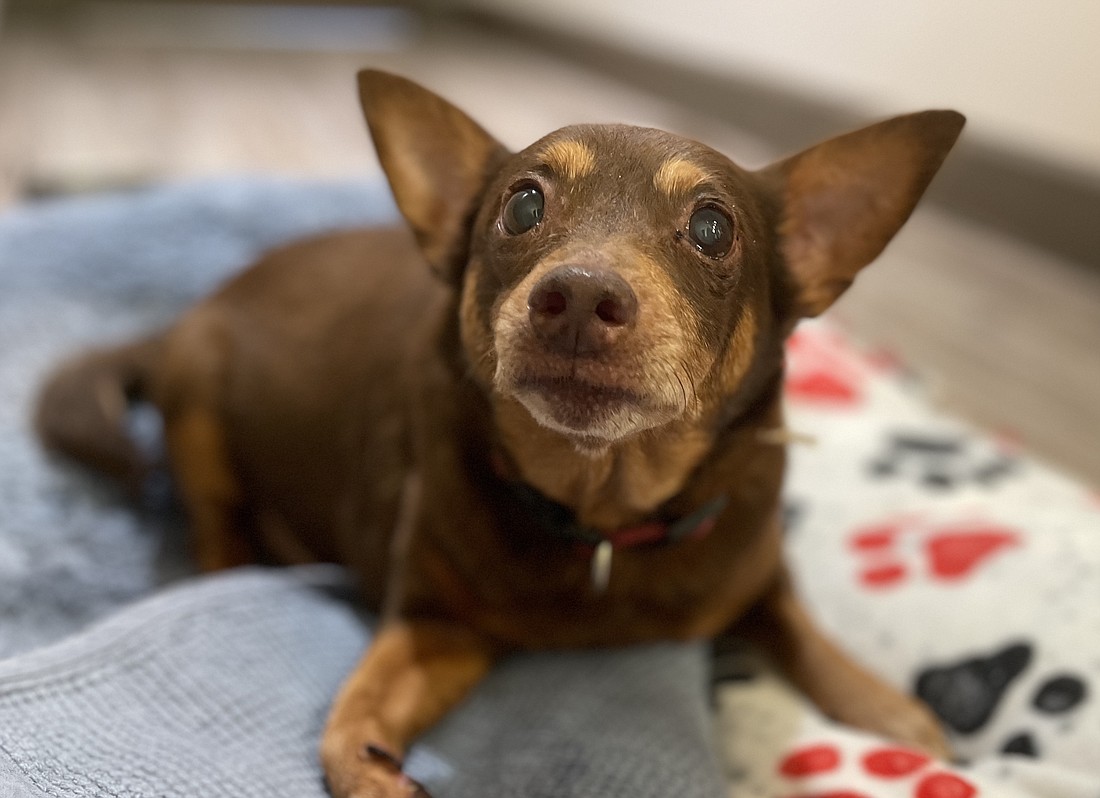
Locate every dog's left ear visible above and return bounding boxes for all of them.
[762,110,965,317]
[358,70,509,285]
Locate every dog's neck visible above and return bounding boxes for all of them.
[492,396,757,530]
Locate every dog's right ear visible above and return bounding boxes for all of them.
[358,70,509,286]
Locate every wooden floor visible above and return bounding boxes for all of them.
[2,2,1098,487]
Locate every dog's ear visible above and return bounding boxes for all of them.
[358,70,509,285]
[762,110,964,317]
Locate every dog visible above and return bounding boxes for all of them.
[35,69,964,797]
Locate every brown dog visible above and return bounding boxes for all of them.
[36,70,964,797]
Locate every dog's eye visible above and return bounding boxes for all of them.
[502,186,545,235]
[687,205,734,258]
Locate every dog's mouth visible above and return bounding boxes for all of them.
[503,363,678,442]
[515,374,644,411]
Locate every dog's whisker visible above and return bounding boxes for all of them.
[673,370,689,411]
[757,427,818,447]
[677,359,700,411]
[464,346,497,381]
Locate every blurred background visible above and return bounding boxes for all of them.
[0,0,1097,486]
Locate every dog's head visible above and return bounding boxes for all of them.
[359,71,963,449]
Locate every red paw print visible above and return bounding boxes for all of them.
[780,743,977,798]
[780,744,842,777]
[850,516,1020,590]
[785,327,867,408]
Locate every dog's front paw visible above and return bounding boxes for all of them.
[322,734,430,798]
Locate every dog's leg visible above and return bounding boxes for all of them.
[736,567,952,758]
[321,620,497,798]
[164,409,252,571]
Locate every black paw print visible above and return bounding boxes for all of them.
[869,431,1016,491]
[915,642,1032,733]
[1000,674,1089,757]
[914,641,1090,759]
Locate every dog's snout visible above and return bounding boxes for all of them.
[527,266,638,356]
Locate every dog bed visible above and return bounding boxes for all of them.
[0,178,1096,798]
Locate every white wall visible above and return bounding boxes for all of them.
[462,0,1100,175]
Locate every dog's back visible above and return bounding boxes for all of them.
[37,224,445,603]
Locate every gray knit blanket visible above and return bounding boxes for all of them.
[0,179,724,798]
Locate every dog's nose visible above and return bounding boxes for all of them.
[527,266,638,356]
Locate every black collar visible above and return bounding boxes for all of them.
[504,480,728,551]
[500,479,728,593]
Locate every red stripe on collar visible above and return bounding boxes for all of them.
[601,503,725,549]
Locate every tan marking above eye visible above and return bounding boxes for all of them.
[653,158,714,198]
[539,139,597,182]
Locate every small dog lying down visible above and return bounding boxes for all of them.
[36,70,964,797]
